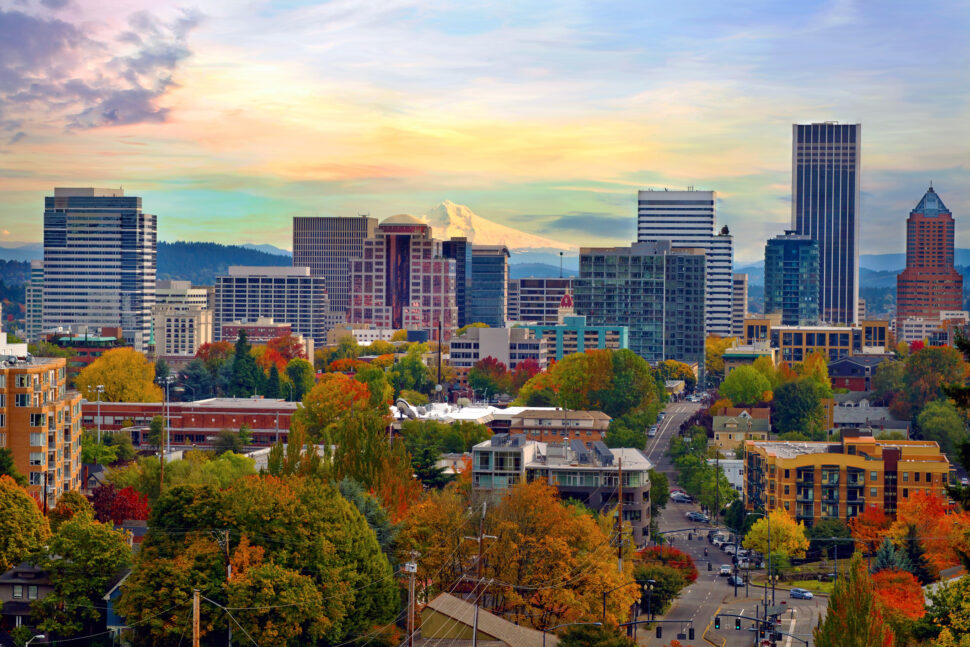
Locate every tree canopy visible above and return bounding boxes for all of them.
[0,475,50,572]
[75,347,163,402]
[719,365,771,405]
[742,509,809,558]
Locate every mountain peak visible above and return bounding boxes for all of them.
[423,201,575,252]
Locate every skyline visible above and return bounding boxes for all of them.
[0,1,968,262]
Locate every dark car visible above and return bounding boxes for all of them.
[728,575,745,586]
[686,511,710,523]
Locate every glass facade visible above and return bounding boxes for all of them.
[442,238,472,327]
[764,232,819,325]
[469,246,509,327]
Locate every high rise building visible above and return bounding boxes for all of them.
[292,216,377,313]
[637,189,733,335]
[0,338,83,507]
[214,267,329,343]
[791,123,861,324]
[731,274,748,337]
[25,260,43,342]
[896,186,962,319]
[507,277,573,324]
[347,215,457,339]
[469,245,510,327]
[764,231,820,325]
[441,237,472,327]
[42,188,156,351]
[574,241,706,370]
[153,281,213,359]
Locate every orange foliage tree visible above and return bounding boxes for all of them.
[291,373,371,443]
[872,569,925,621]
[891,491,970,572]
[849,506,891,554]
[329,358,367,374]
[267,333,307,361]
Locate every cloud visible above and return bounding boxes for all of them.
[1,229,9,236]
[0,8,201,132]
[524,212,636,239]
[7,131,25,144]
[39,0,70,9]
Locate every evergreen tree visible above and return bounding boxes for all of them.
[902,523,936,584]
[229,330,262,397]
[265,364,281,399]
[872,537,913,574]
[411,445,453,489]
[0,448,26,487]
[814,552,894,647]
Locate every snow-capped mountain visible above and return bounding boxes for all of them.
[421,201,577,253]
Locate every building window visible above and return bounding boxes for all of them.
[870,488,877,497]
[870,471,878,482]
[12,585,23,599]
[902,488,908,498]
[902,472,908,482]
[15,393,29,407]
[27,586,38,600]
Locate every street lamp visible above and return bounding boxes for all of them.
[94,384,105,444]
[542,622,602,647]
[26,635,46,645]
[158,374,176,459]
[746,510,774,605]
[643,578,656,622]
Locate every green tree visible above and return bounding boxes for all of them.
[103,430,136,463]
[146,415,165,453]
[355,363,393,408]
[0,448,26,486]
[872,359,905,406]
[388,345,433,395]
[917,399,966,457]
[212,425,253,455]
[48,490,94,533]
[814,553,894,647]
[154,357,171,382]
[634,563,688,614]
[773,378,826,436]
[109,451,257,504]
[337,478,399,563]
[902,523,936,584]
[719,365,771,405]
[806,518,853,559]
[179,357,214,400]
[558,624,636,646]
[229,330,263,397]
[605,420,645,449]
[285,358,315,401]
[411,445,453,489]
[0,475,51,572]
[265,363,281,399]
[872,538,914,574]
[80,431,118,464]
[32,515,132,638]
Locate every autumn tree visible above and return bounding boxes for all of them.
[849,506,892,554]
[468,356,510,396]
[705,335,736,377]
[659,359,697,390]
[872,568,925,622]
[75,347,163,402]
[90,483,151,524]
[32,515,132,639]
[814,553,895,647]
[922,575,970,645]
[719,365,771,405]
[558,625,636,646]
[291,372,370,443]
[0,475,51,572]
[742,509,809,558]
[894,346,967,419]
[48,490,94,532]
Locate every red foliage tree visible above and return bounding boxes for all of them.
[848,506,891,554]
[267,334,307,361]
[635,545,698,583]
[91,484,150,524]
[195,341,234,363]
[329,357,366,373]
[872,569,925,621]
[909,340,925,353]
[510,359,542,392]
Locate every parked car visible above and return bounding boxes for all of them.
[648,425,658,437]
[790,588,814,600]
[670,492,692,503]
[686,511,710,523]
[728,575,745,586]
[721,543,736,554]
[711,536,727,547]
[719,564,733,576]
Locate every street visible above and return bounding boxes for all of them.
[633,400,826,647]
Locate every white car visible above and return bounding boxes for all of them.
[719,564,733,576]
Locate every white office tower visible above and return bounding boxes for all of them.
[637,189,734,336]
[42,188,156,351]
[25,260,44,342]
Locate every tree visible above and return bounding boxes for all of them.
[285,358,316,401]
[0,475,50,572]
[229,330,263,397]
[80,431,119,464]
[719,365,771,405]
[917,399,966,457]
[658,359,697,390]
[355,363,393,409]
[872,569,926,642]
[742,509,809,558]
[118,477,399,646]
[772,378,826,436]
[806,518,852,559]
[922,574,970,644]
[32,515,132,638]
[264,363,281,399]
[90,483,151,524]
[267,333,307,361]
[849,507,892,554]
[605,420,645,449]
[337,478,399,563]
[0,447,26,486]
[798,350,833,393]
[177,357,214,401]
[75,347,163,402]
[213,425,253,455]
[872,538,913,574]
[705,335,736,377]
[456,322,489,336]
[388,345,433,396]
[510,358,542,393]
[900,524,936,584]
[896,346,967,419]
[108,451,256,505]
[872,360,905,406]
[146,414,165,453]
[292,373,371,443]
[48,490,94,532]
[154,357,171,382]
[558,624,636,647]
[648,469,669,517]
[814,553,895,647]
[411,445,453,489]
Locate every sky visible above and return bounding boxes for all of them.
[0,0,968,262]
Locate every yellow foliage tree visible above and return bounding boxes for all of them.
[705,335,737,376]
[742,509,809,558]
[75,348,163,402]
[751,355,779,388]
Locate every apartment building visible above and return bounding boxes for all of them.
[472,435,653,545]
[745,431,950,526]
[0,336,82,506]
[525,314,628,362]
[508,409,612,446]
[507,278,573,325]
[153,280,213,359]
[741,316,888,364]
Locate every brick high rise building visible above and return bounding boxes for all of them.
[897,186,963,319]
[347,215,457,340]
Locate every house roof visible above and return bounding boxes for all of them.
[724,407,771,419]
[422,593,557,647]
[0,563,48,585]
[829,355,889,369]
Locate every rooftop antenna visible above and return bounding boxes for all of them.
[559,251,563,278]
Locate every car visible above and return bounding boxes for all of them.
[719,564,732,576]
[962,477,969,486]
[790,588,814,600]
[721,543,736,554]
[686,511,710,523]
[670,492,692,503]
[711,536,727,547]
[648,425,658,437]
[728,575,745,586]
[658,411,666,419]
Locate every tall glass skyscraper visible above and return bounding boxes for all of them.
[764,231,820,325]
[791,123,861,325]
[42,188,156,351]
[469,245,509,327]
[442,237,472,327]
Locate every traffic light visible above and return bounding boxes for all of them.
[656,626,662,639]
[735,618,741,630]
[689,627,695,640]
[714,616,721,630]
[688,532,693,540]
[707,562,712,571]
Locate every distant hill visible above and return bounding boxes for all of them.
[158,241,291,285]
[510,263,577,279]
[240,243,292,257]
[0,243,43,262]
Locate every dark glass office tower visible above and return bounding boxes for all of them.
[442,237,472,327]
[792,123,861,324]
[469,245,509,327]
[764,231,820,325]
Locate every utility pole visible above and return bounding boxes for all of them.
[405,552,419,647]
[192,589,200,647]
[463,502,496,647]
[437,319,443,403]
[214,529,232,647]
[617,457,623,573]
